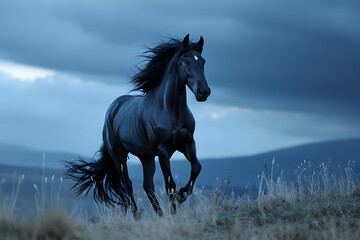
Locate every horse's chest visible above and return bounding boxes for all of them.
[171,127,189,148]
[158,125,190,149]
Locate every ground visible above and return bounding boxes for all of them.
[1,180,359,240]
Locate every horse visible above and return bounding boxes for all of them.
[65,34,211,217]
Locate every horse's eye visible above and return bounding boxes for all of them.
[184,60,190,65]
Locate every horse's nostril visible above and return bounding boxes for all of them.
[197,88,202,95]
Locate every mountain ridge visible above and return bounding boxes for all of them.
[1,138,359,187]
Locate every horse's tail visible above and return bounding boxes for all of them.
[65,145,129,206]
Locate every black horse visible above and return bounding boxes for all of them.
[66,34,210,216]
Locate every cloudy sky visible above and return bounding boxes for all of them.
[0,0,359,161]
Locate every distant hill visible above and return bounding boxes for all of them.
[1,139,360,188]
[128,138,360,188]
[0,144,77,169]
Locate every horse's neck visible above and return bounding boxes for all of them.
[163,74,187,111]
[149,58,187,114]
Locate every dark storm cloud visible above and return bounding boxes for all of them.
[204,1,360,115]
[0,0,359,116]
[0,0,234,77]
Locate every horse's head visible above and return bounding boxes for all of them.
[178,34,211,102]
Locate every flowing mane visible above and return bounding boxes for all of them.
[131,38,183,94]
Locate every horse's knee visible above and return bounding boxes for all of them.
[191,162,201,176]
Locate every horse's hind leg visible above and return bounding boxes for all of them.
[109,148,138,215]
[139,156,163,216]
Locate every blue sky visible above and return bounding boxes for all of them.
[0,0,359,161]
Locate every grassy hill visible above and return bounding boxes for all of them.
[1,158,359,240]
[1,139,360,239]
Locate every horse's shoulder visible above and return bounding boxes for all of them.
[112,95,135,104]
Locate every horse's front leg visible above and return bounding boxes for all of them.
[158,145,177,214]
[177,139,201,203]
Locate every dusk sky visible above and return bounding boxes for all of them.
[0,0,359,162]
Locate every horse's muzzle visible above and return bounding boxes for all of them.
[195,87,211,102]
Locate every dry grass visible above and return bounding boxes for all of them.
[0,210,80,240]
[1,161,359,240]
[1,192,359,240]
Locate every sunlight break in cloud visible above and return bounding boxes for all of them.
[210,106,253,119]
[0,60,55,82]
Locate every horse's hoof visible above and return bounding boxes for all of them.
[176,188,188,203]
[133,209,143,220]
[170,200,177,214]
[170,205,177,215]
[156,208,164,217]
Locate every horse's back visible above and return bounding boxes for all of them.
[104,95,153,155]
[105,95,134,128]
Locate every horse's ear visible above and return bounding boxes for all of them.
[182,34,190,48]
[194,36,204,53]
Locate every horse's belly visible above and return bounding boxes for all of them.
[123,141,156,156]
[117,120,156,156]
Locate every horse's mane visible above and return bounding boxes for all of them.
[131,38,186,94]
